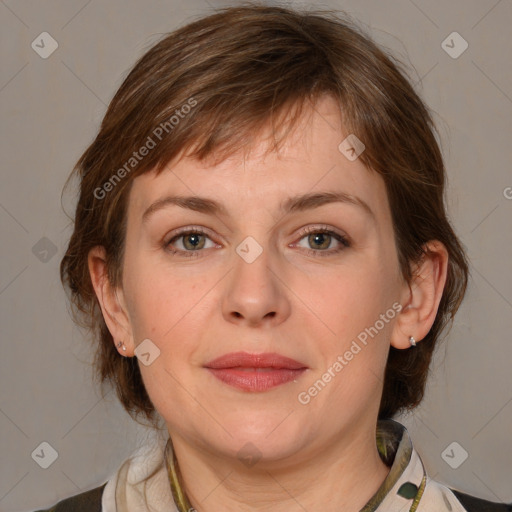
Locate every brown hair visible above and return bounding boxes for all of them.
[60,3,469,429]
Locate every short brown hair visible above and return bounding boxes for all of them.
[60,3,469,429]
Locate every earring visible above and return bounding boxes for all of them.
[409,336,416,347]
[117,341,126,352]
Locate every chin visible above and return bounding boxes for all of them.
[209,421,308,460]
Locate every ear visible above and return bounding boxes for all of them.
[391,240,449,350]
[88,246,135,357]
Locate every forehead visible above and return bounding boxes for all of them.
[126,95,390,224]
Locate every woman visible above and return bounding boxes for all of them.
[38,4,510,511]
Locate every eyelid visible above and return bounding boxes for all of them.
[164,225,219,248]
[294,224,348,240]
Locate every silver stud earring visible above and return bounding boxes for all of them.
[117,341,126,352]
[409,336,416,347]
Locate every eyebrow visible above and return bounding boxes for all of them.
[142,191,374,223]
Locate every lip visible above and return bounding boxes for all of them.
[204,352,308,392]
[204,351,307,370]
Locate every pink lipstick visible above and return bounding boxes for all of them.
[204,352,308,392]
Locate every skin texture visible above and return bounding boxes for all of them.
[89,95,448,511]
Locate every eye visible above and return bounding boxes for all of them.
[163,225,350,259]
[164,227,217,258]
[294,226,350,257]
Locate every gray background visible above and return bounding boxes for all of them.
[1,0,511,510]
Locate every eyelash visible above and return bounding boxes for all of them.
[163,225,350,259]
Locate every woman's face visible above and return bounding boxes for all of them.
[118,95,409,463]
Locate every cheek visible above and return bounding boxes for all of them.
[303,267,394,405]
[123,254,208,343]
[302,260,392,341]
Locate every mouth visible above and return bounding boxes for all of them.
[204,352,308,392]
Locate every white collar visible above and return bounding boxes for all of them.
[102,431,177,512]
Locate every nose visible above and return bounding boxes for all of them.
[221,240,291,327]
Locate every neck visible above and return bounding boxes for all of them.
[168,422,391,512]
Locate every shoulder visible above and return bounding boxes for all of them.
[416,471,511,512]
[449,488,512,512]
[34,482,107,512]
